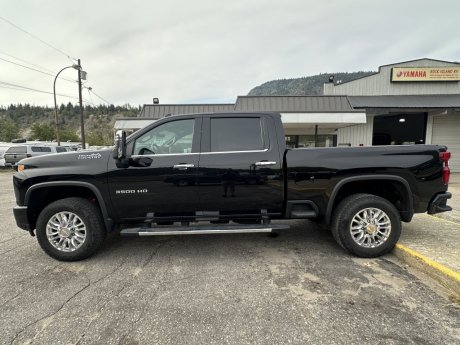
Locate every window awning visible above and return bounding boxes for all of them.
[114,118,157,130]
[349,95,460,109]
[281,112,367,129]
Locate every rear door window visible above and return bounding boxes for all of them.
[55,147,67,153]
[31,146,52,152]
[210,117,264,152]
[7,146,27,153]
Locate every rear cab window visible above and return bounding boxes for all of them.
[6,146,27,154]
[209,117,266,152]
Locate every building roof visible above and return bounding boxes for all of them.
[378,58,460,68]
[139,95,357,118]
[139,103,234,118]
[349,95,460,108]
[234,95,356,112]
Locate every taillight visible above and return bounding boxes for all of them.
[439,151,451,185]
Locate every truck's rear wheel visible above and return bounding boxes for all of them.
[36,197,106,261]
[331,194,401,258]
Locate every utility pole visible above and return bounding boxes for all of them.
[77,59,86,149]
[54,64,80,146]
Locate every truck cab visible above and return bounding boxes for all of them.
[109,113,284,222]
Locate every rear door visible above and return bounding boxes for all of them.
[197,114,283,215]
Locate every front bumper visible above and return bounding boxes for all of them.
[13,206,31,231]
[427,192,452,215]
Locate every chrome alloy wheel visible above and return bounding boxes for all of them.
[349,207,391,248]
[46,212,87,252]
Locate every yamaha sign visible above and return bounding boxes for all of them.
[391,67,460,82]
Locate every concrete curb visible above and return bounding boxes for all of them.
[393,243,460,296]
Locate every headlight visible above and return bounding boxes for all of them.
[17,164,32,172]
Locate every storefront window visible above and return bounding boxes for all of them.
[372,113,427,145]
[285,135,336,148]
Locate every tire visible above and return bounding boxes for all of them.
[331,193,401,258]
[36,197,106,261]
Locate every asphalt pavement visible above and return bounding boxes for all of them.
[0,169,459,345]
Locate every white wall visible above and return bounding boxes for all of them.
[430,111,460,172]
[337,116,374,146]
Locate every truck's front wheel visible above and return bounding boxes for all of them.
[331,194,401,258]
[36,197,106,261]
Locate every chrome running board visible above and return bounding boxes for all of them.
[120,224,290,237]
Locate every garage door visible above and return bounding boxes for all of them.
[431,114,460,172]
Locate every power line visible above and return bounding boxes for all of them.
[0,51,76,83]
[0,50,55,74]
[0,80,79,100]
[0,83,96,106]
[82,99,96,106]
[0,16,76,61]
[86,87,112,105]
[86,87,95,105]
[0,57,77,83]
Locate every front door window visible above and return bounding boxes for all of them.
[133,119,195,155]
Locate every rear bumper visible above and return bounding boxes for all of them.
[13,206,31,231]
[427,192,452,215]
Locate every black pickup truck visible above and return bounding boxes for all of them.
[12,112,452,261]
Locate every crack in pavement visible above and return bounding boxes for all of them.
[0,263,63,308]
[0,243,33,256]
[117,301,150,345]
[13,257,131,345]
[0,237,16,245]
[9,257,131,345]
[9,277,91,345]
[73,258,159,345]
[90,256,128,285]
[72,244,166,345]
[141,242,165,269]
[73,282,131,345]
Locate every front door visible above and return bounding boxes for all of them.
[108,117,201,221]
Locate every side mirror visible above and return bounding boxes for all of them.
[113,130,126,160]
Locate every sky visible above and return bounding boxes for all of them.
[1,0,459,107]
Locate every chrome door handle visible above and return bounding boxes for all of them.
[254,161,277,166]
[173,163,195,170]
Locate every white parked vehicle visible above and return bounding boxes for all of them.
[0,144,13,167]
[4,144,70,168]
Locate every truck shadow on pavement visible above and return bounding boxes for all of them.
[99,220,341,260]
